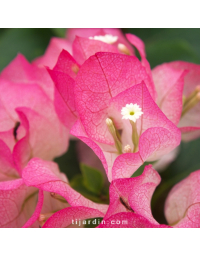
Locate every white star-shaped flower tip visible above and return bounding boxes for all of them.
[89,34,118,44]
[121,103,143,122]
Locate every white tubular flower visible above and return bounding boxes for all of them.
[118,43,131,55]
[124,145,132,153]
[121,103,143,122]
[89,34,118,44]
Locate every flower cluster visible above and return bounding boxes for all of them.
[0,28,200,228]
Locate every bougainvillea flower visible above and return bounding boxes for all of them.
[72,36,119,65]
[152,61,200,141]
[40,165,169,228]
[165,170,200,228]
[0,54,69,169]
[71,31,155,89]
[33,37,72,69]
[0,178,39,228]
[39,30,155,132]
[66,28,133,53]
[103,165,161,222]
[35,29,154,87]
[22,157,108,212]
[71,69,181,181]
[0,139,39,228]
[67,28,134,66]
[127,34,198,142]
[126,33,154,85]
[125,36,200,141]
[74,52,156,143]
[0,138,73,228]
[22,158,109,227]
[97,212,170,228]
[47,50,80,129]
[33,28,133,70]
[97,165,170,228]
[41,206,105,228]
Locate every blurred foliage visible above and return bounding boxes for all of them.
[123,28,200,67]
[70,163,109,204]
[0,28,55,71]
[54,140,81,180]
[80,164,104,195]
[131,161,156,178]
[1,28,200,225]
[50,28,66,38]
[84,218,103,228]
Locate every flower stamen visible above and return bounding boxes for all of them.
[50,192,68,204]
[182,86,200,117]
[39,212,54,222]
[118,43,131,55]
[106,118,122,154]
[121,103,143,153]
[124,145,132,153]
[89,35,118,44]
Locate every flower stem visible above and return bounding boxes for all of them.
[130,120,139,153]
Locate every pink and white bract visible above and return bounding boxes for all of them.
[165,170,200,228]
[153,61,200,141]
[0,28,200,229]
[71,75,181,181]
[98,165,170,228]
[0,54,69,167]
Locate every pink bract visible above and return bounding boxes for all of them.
[22,158,109,227]
[74,52,156,144]
[22,158,108,213]
[42,206,104,228]
[33,28,134,70]
[47,50,80,129]
[165,170,200,228]
[0,54,69,167]
[153,61,200,141]
[152,63,187,125]
[71,81,181,181]
[0,139,39,228]
[104,165,160,223]
[33,37,72,69]
[41,30,156,133]
[72,36,118,65]
[97,165,170,228]
[0,138,72,228]
[66,28,133,54]
[97,212,169,228]
[41,165,170,228]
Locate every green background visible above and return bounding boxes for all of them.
[1,28,200,224]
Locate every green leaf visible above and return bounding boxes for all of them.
[122,28,200,68]
[122,28,167,42]
[70,175,102,203]
[161,138,200,181]
[84,218,103,228]
[54,140,81,181]
[80,163,104,195]
[131,161,156,177]
[50,28,66,38]
[145,28,200,62]
[0,28,54,71]
[146,40,198,68]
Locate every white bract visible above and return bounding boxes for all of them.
[121,103,143,122]
[89,34,118,44]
